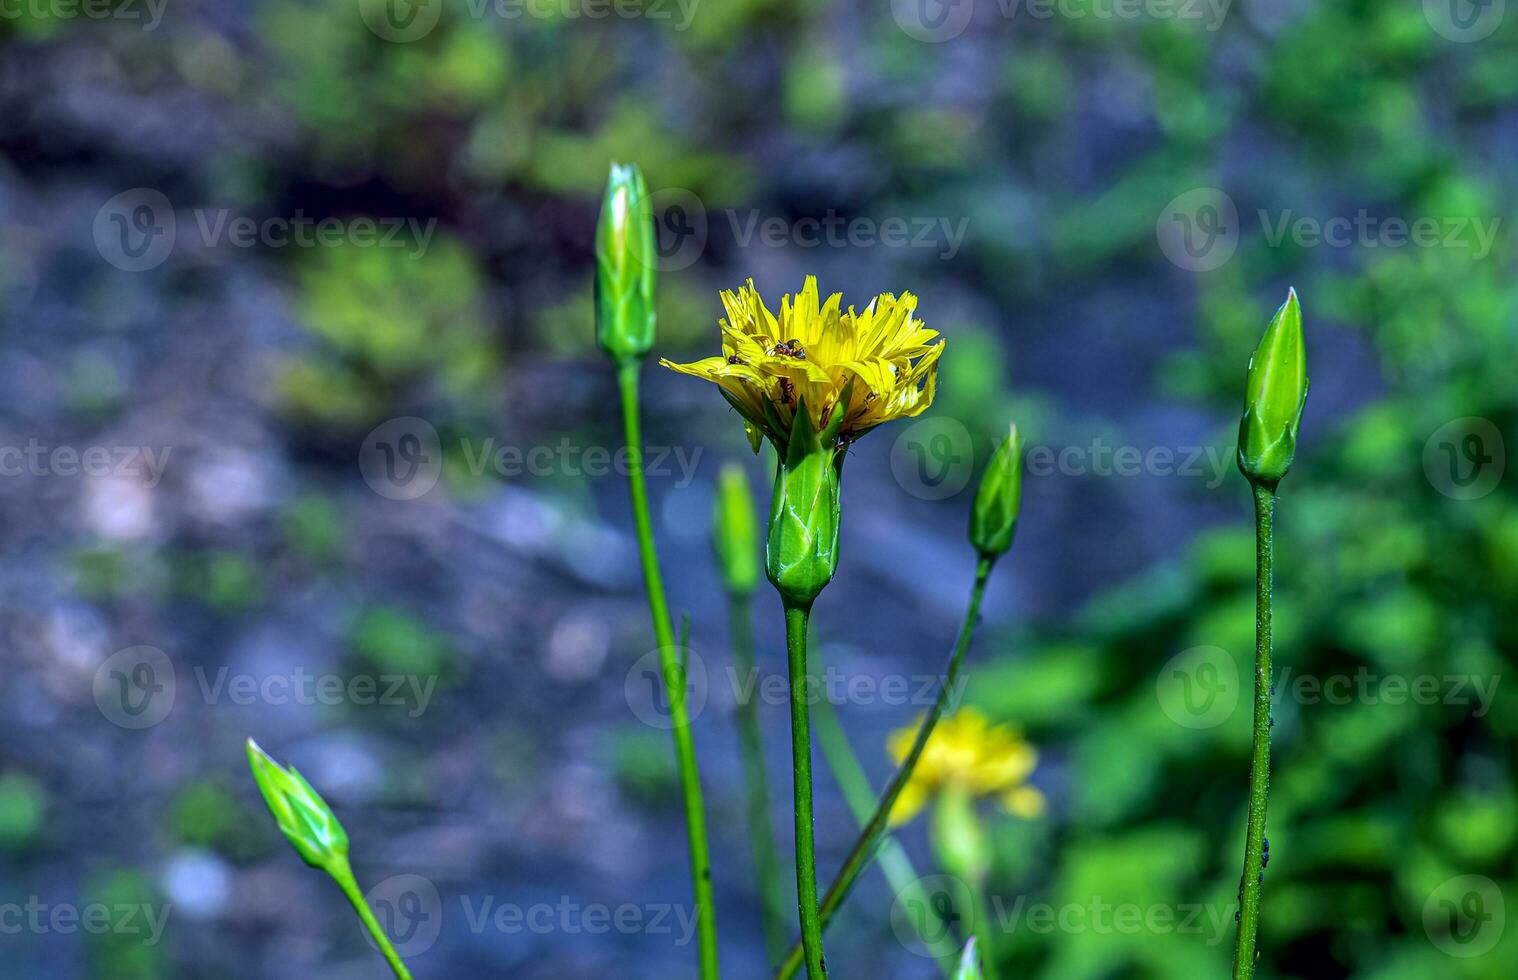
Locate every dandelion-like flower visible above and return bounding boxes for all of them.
[660,276,943,453]
[887,708,1044,827]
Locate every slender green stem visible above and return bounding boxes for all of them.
[784,597,828,978]
[729,593,790,964]
[813,689,959,975]
[969,879,1000,980]
[778,556,995,980]
[1233,483,1275,980]
[616,360,720,978]
[331,860,414,980]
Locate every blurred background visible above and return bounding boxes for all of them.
[1,0,1514,977]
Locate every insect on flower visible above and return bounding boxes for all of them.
[660,276,943,454]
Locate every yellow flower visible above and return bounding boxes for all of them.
[886,708,1044,827]
[659,276,943,452]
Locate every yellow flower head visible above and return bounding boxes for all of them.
[660,276,944,452]
[887,708,1044,827]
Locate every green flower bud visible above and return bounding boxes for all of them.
[931,785,991,885]
[246,739,349,872]
[969,423,1023,560]
[595,162,657,364]
[1237,288,1308,488]
[953,938,983,980]
[713,462,760,596]
[766,398,845,606]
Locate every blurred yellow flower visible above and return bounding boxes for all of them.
[887,708,1044,827]
[660,276,943,451]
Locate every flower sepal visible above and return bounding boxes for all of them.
[766,395,847,606]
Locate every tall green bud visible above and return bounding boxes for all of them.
[766,399,846,606]
[1237,288,1308,488]
[953,938,984,980]
[247,739,350,873]
[969,424,1023,561]
[713,462,760,596]
[594,163,657,363]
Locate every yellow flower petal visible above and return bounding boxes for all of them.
[664,277,943,446]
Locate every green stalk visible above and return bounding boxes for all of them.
[729,593,790,964]
[969,881,1000,980]
[777,556,995,980]
[616,360,720,978]
[784,597,828,978]
[331,859,414,980]
[1232,483,1275,979]
[812,689,959,975]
